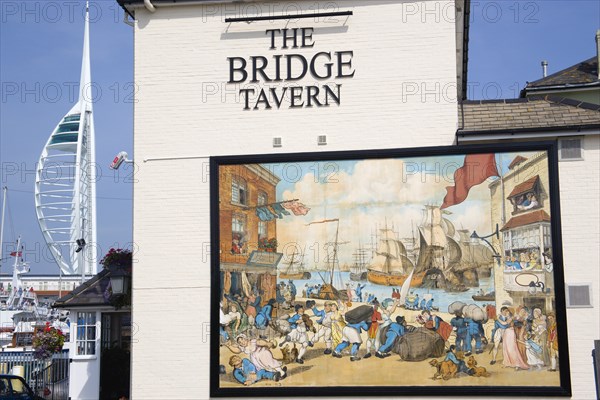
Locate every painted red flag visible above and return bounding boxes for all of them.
[10,251,22,257]
[440,154,499,209]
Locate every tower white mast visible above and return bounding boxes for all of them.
[35,1,96,279]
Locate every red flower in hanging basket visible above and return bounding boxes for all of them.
[33,326,65,359]
[100,248,133,268]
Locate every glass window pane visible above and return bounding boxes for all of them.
[87,327,96,339]
[87,341,95,355]
[63,114,80,122]
[56,122,79,133]
[77,326,85,341]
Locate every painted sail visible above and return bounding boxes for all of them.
[415,230,438,272]
[369,253,389,272]
[454,230,494,271]
[441,217,456,238]
[370,228,408,273]
[390,255,414,275]
[376,235,407,258]
[399,267,415,305]
[34,2,96,277]
[444,236,463,269]
[415,206,450,272]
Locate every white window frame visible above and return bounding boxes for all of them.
[258,221,267,240]
[72,311,100,360]
[231,176,248,206]
[558,137,584,161]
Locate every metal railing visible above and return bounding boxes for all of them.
[0,350,69,400]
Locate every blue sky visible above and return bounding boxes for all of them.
[1,1,599,274]
[1,1,133,274]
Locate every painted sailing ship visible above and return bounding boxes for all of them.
[278,249,311,280]
[416,206,467,292]
[308,219,348,301]
[366,224,421,287]
[349,245,369,281]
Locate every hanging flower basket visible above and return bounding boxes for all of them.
[32,323,65,360]
[100,248,132,269]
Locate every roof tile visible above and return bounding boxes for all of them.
[526,57,599,88]
[458,95,600,134]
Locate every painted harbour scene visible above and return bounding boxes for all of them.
[217,151,562,388]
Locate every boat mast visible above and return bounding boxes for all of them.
[7,235,22,308]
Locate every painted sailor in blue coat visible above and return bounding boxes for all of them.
[229,355,280,385]
[376,315,407,357]
[332,319,370,362]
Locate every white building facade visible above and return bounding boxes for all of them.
[115,0,598,399]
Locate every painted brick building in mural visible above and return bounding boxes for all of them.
[218,164,281,304]
[218,164,279,261]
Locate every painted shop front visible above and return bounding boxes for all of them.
[115,0,598,399]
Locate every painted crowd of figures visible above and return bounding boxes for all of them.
[219,286,559,386]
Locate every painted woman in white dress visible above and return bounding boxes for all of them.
[226,335,287,378]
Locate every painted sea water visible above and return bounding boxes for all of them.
[287,271,494,311]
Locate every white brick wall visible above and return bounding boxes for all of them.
[558,135,600,400]
[130,1,599,399]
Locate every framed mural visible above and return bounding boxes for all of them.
[210,142,571,397]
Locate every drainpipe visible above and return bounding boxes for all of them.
[541,60,548,78]
[144,0,156,13]
[596,30,600,80]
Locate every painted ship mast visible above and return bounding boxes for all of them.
[416,206,465,291]
[308,218,347,300]
[279,248,311,280]
[366,221,417,287]
[35,2,97,279]
[350,241,369,281]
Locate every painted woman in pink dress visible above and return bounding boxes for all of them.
[501,310,530,370]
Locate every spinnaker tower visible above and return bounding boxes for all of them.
[35,2,97,278]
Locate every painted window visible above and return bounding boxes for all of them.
[231,176,248,205]
[258,191,268,240]
[258,221,267,240]
[257,191,267,206]
[76,312,97,356]
[503,224,549,271]
[231,213,247,254]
